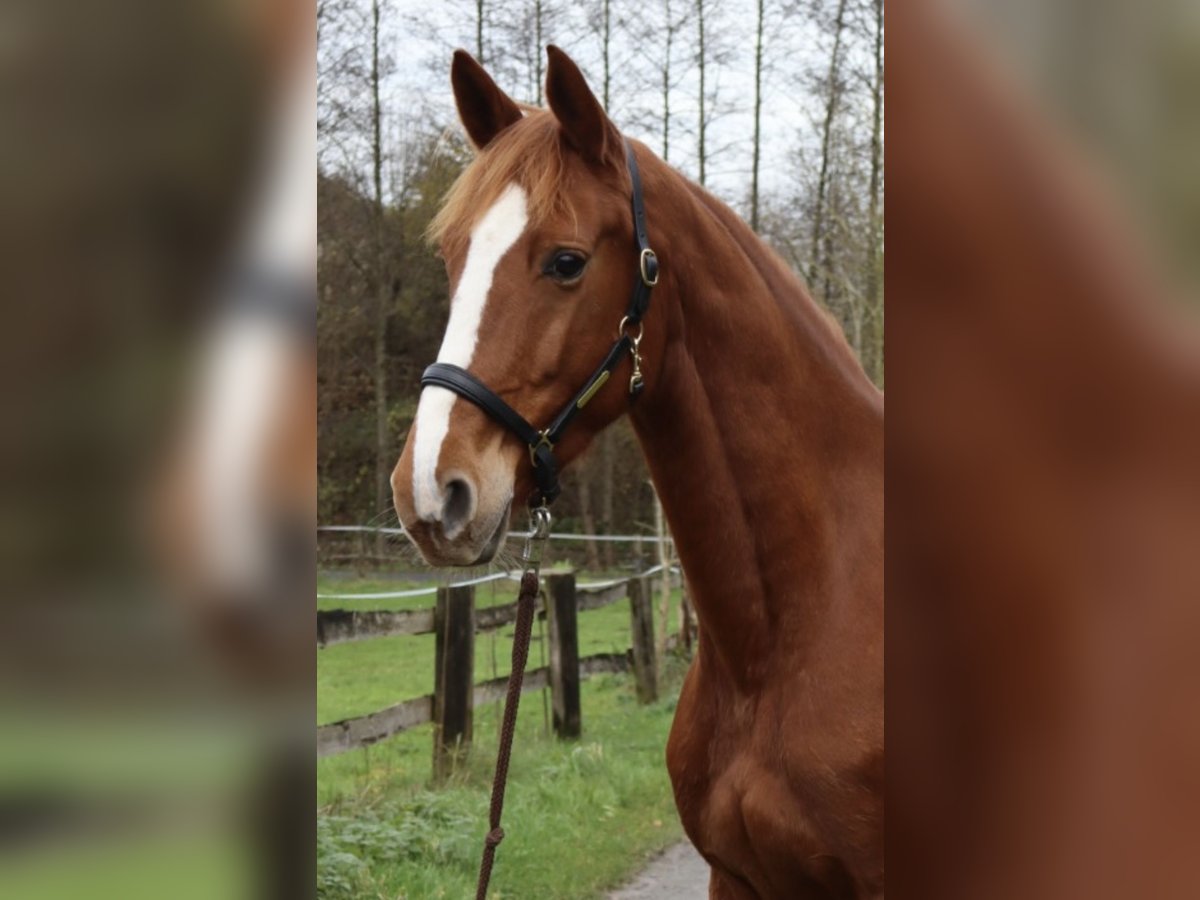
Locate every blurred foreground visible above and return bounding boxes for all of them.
[0,1,314,897]
[888,1,1200,898]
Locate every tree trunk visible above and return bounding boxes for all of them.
[750,0,764,229]
[476,0,484,63]
[661,0,673,162]
[864,0,884,385]
[600,429,615,569]
[534,0,544,105]
[821,184,840,328]
[679,582,695,654]
[808,0,848,300]
[602,0,611,109]
[371,0,389,559]
[577,464,602,571]
[654,490,671,668]
[696,0,707,187]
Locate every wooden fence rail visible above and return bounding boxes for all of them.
[317,570,662,768]
[317,652,631,758]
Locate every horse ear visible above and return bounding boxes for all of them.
[451,50,523,151]
[545,45,620,165]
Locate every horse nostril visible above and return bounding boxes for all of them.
[441,478,474,535]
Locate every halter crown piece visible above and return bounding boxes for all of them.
[420,139,659,508]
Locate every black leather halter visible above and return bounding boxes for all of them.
[421,139,659,508]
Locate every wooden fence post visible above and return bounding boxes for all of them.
[433,584,475,781]
[627,576,659,703]
[545,571,581,739]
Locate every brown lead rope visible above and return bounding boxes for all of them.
[475,508,551,900]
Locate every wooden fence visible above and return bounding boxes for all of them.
[317,571,662,774]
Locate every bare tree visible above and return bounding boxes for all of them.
[602,0,612,108]
[599,428,616,568]
[534,0,545,102]
[662,0,675,161]
[750,0,765,227]
[499,0,565,87]
[654,490,672,667]
[580,0,614,111]
[808,0,849,295]
[406,1,494,83]
[576,469,603,570]
[863,0,884,383]
[692,0,738,188]
[597,0,617,566]
[370,0,393,555]
[696,0,709,186]
[657,0,692,162]
[476,0,485,61]
[318,0,372,179]
[491,0,570,105]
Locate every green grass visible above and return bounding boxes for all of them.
[318,575,683,725]
[0,715,260,900]
[318,674,687,900]
[0,828,250,900]
[317,572,692,899]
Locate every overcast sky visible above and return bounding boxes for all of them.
[322,0,877,216]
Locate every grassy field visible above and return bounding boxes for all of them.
[317,571,692,899]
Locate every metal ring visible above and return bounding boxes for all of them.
[522,504,552,565]
[617,316,645,344]
[529,505,552,539]
[528,430,554,467]
[639,248,660,287]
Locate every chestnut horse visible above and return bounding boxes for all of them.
[393,47,884,899]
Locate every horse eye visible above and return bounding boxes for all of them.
[545,251,587,282]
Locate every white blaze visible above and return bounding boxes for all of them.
[194,314,293,593]
[412,184,528,521]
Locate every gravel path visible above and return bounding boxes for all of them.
[607,841,710,899]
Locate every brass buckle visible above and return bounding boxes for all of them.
[575,370,611,409]
[639,248,659,287]
[618,316,646,395]
[528,430,554,467]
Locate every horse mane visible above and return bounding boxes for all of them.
[429,109,578,248]
[679,176,871,382]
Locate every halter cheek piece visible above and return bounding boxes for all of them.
[420,140,659,508]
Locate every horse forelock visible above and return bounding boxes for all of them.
[429,109,621,251]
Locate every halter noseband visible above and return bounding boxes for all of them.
[420,140,659,508]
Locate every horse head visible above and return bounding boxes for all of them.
[393,47,662,566]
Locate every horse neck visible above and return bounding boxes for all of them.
[629,170,883,686]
